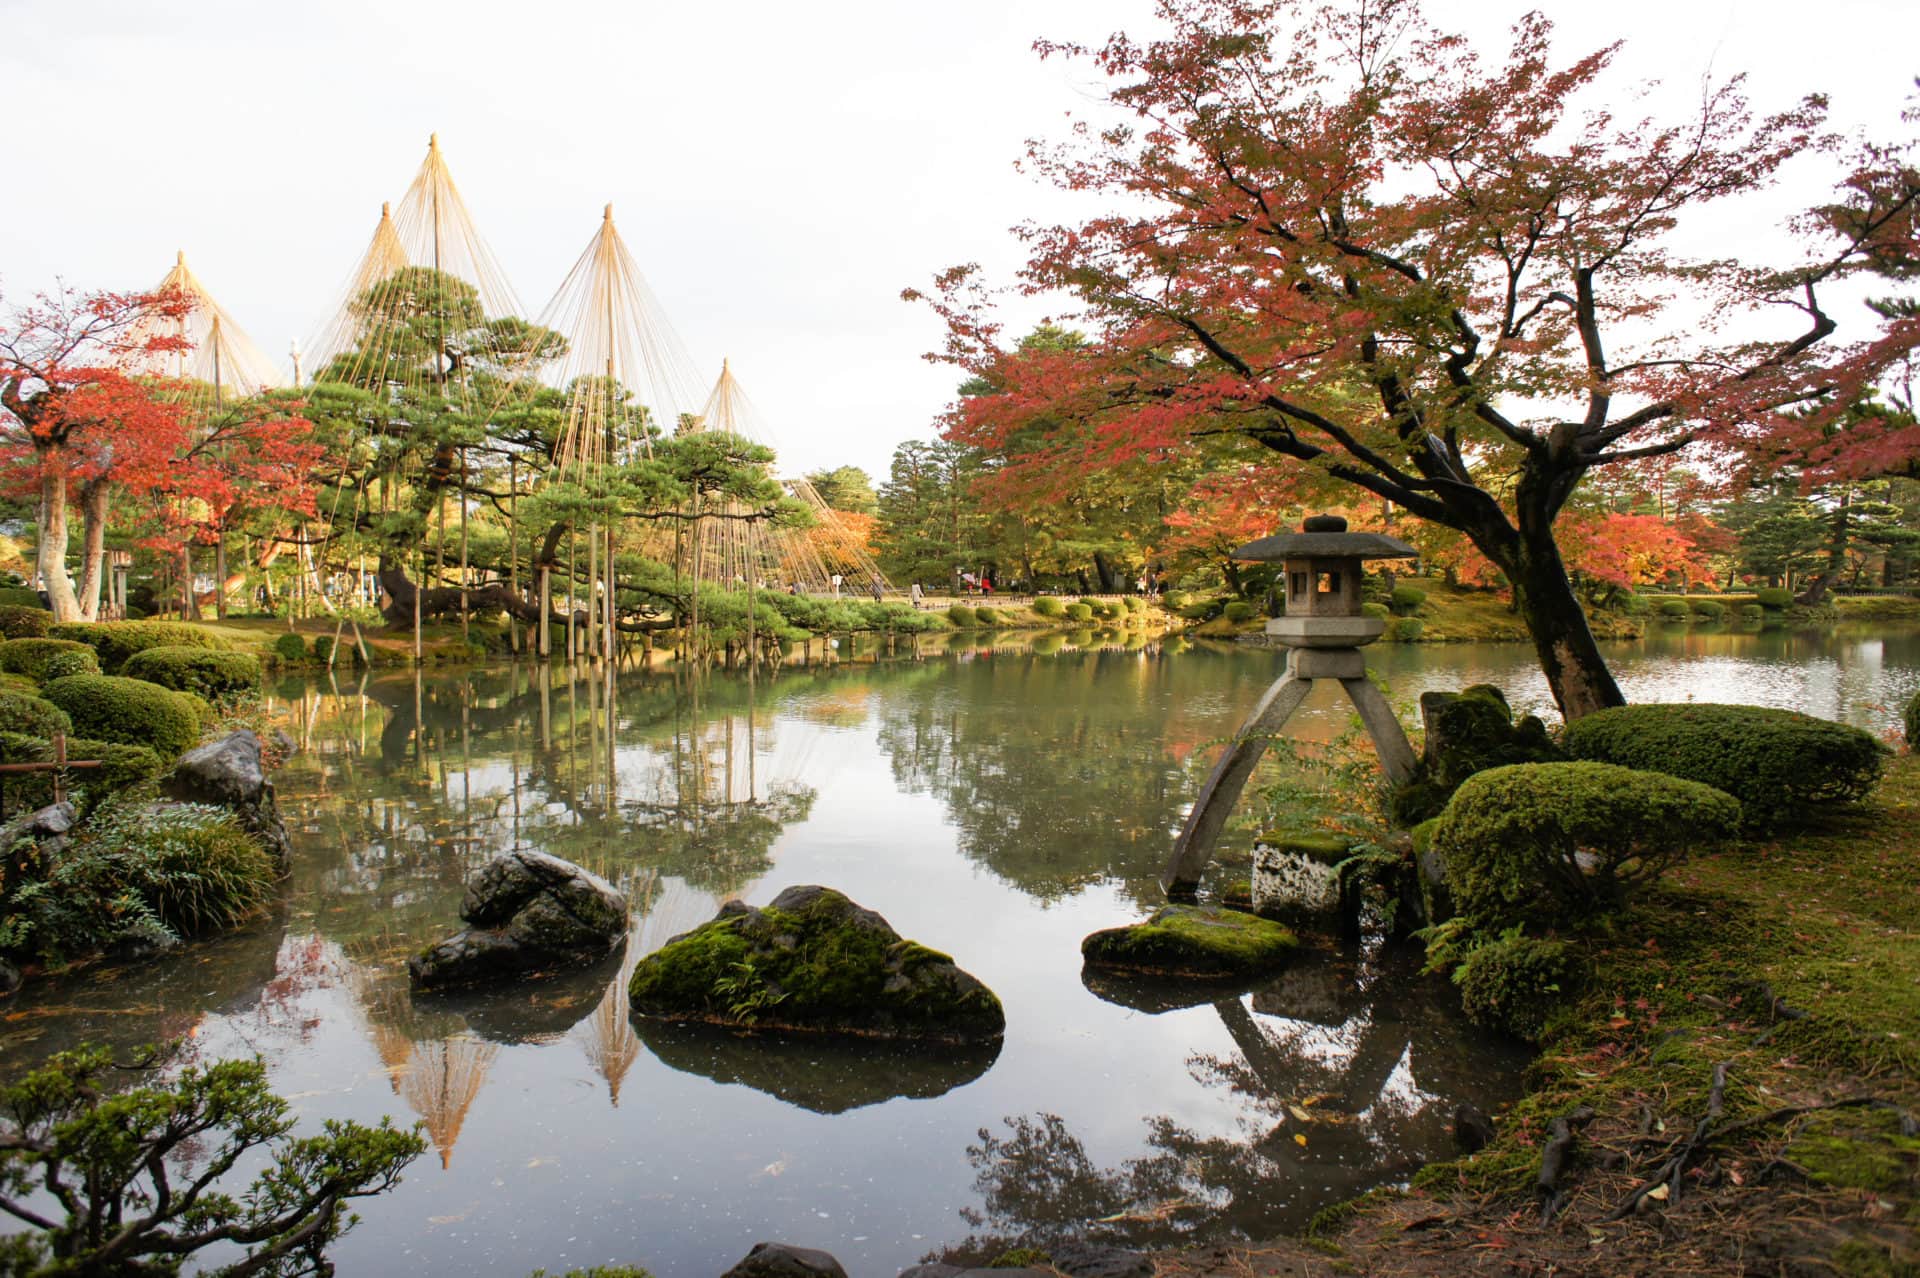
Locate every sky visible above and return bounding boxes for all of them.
[1,0,1915,481]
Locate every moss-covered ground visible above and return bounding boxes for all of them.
[1156,754,1920,1277]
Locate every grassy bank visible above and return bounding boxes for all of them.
[1161,754,1920,1277]
[1191,581,1644,643]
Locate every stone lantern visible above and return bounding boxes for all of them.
[1162,514,1419,898]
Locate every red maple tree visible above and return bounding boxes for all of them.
[913,0,1920,718]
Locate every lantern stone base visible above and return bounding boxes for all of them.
[1161,646,1417,899]
[1266,615,1386,648]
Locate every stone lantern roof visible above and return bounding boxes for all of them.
[1233,513,1417,563]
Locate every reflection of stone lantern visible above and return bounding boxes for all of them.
[1162,514,1419,897]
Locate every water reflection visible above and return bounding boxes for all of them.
[3,628,1914,1276]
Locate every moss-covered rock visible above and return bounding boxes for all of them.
[1081,904,1297,979]
[40,674,205,758]
[629,885,1004,1043]
[1391,685,1561,823]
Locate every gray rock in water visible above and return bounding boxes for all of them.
[164,731,291,871]
[723,1243,849,1278]
[409,850,628,992]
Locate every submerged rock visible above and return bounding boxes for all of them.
[409,850,628,992]
[163,730,292,871]
[723,1242,849,1278]
[1081,905,1297,979]
[628,885,1004,1043]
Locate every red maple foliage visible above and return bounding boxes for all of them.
[912,0,1920,718]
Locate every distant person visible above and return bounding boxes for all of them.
[831,573,843,598]
[788,581,800,596]
[870,576,884,603]
[909,582,923,607]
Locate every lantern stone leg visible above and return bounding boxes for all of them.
[1160,513,1420,901]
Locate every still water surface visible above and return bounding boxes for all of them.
[5,624,1916,1276]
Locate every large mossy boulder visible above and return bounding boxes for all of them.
[163,730,292,870]
[1391,684,1562,823]
[628,885,1004,1043]
[409,850,629,991]
[1081,904,1297,979]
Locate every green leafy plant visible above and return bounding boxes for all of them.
[0,732,165,821]
[0,1045,425,1277]
[946,604,979,628]
[1755,586,1794,610]
[0,639,97,684]
[1031,596,1065,618]
[1453,927,1589,1040]
[1221,601,1256,622]
[0,692,71,740]
[1436,761,1741,929]
[1656,598,1691,619]
[710,958,789,1025]
[1389,584,1428,614]
[0,605,52,639]
[85,802,279,936]
[0,587,46,610]
[1561,702,1886,829]
[46,621,229,674]
[310,634,336,664]
[1690,598,1726,620]
[273,633,308,663]
[1064,603,1094,622]
[1907,690,1920,749]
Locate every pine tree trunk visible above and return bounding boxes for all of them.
[1504,526,1625,721]
[75,479,111,622]
[36,459,81,622]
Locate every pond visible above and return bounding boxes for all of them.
[4,623,1916,1276]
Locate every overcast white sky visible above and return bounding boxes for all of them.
[1,0,1913,479]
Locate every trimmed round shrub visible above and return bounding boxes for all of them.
[1360,601,1391,621]
[1122,596,1145,612]
[1390,584,1428,614]
[1456,933,1590,1040]
[1436,761,1742,928]
[1562,703,1886,830]
[0,638,99,683]
[1222,601,1256,623]
[1160,590,1189,611]
[121,646,263,701]
[310,633,336,663]
[1755,587,1794,610]
[41,674,205,757]
[946,604,978,628]
[0,605,52,639]
[0,731,166,816]
[0,692,72,739]
[48,621,228,673]
[1613,593,1653,617]
[1656,598,1690,619]
[1390,617,1425,642]
[40,649,100,682]
[973,607,1001,627]
[1064,602,1094,623]
[274,632,308,662]
[0,586,46,610]
[1177,600,1219,621]
[1031,596,1065,619]
[1738,604,1764,622]
[1690,599,1726,620]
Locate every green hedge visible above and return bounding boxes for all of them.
[973,607,1001,627]
[1561,703,1885,830]
[1690,599,1726,620]
[1360,601,1391,621]
[1756,587,1794,610]
[946,604,978,627]
[48,621,228,673]
[0,587,45,610]
[0,638,99,683]
[1436,761,1741,929]
[40,650,99,682]
[120,646,263,701]
[1656,598,1691,619]
[1389,584,1428,614]
[40,675,206,758]
[1739,603,1764,622]
[0,605,52,639]
[1160,590,1189,611]
[1389,617,1425,642]
[274,633,308,662]
[1222,601,1256,623]
[1031,597,1065,619]
[0,692,72,739]
[1455,933,1590,1040]
[0,732,165,816]
[1064,603,1094,623]
[1122,596,1145,613]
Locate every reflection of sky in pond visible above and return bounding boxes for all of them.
[3,626,1914,1276]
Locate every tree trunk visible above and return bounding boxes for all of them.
[1795,487,1852,607]
[36,460,81,622]
[1505,527,1624,721]
[181,545,202,620]
[214,536,228,620]
[75,478,111,622]
[1092,551,1120,594]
